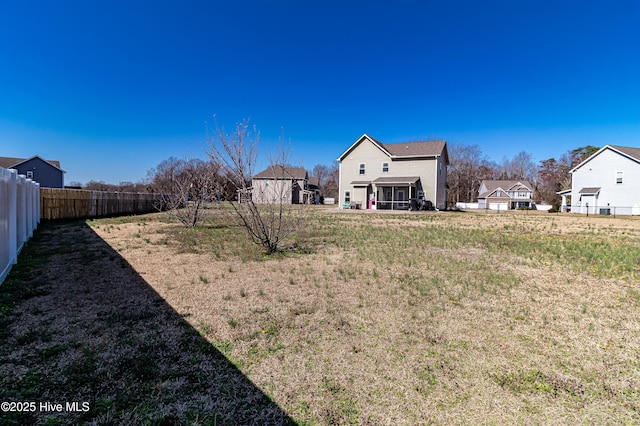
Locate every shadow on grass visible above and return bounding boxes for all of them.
[0,221,295,425]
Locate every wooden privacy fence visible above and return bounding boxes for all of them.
[40,188,164,220]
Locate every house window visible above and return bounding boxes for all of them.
[359,163,365,175]
[496,190,502,197]
[345,191,351,203]
[26,171,34,179]
[382,162,389,173]
[616,171,623,184]
[518,191,528,197]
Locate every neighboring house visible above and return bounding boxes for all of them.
[562,145,640,215]
[477,180,534,210]
[307,176,321,204]
[0,155,64,188]
[251,165,312,204]
[337,134,449,210]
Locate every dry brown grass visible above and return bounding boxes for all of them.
[2,208,639,425]
[90,209,640,424]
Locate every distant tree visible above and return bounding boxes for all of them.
[569,145,600,166]
[536,158,566,207]
[146,156,183,194]
[147,157,223,227]
[499,151,538,182]
[323,163,339,199]
[447,143,498,205]
[312,163,339,199]
[536,145,599,207]
[85,180,116,191]
[312,164,329,190]
[118,181,136,192]
[207,118,311,254]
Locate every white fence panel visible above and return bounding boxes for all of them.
[0,168,40,285]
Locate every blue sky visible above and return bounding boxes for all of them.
[1,0,639,184]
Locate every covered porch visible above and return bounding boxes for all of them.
[373,176,421,210]
[577,187,601,215]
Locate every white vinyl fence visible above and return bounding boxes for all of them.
[1,167,40,285]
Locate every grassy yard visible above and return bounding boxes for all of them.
[1,208,639,425]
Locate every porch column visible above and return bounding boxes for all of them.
[391,186,395,210]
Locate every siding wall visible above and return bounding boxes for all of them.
[251,179,293,204]
[571,148,640,214]
[12,157,64,188]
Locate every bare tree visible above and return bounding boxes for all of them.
[323,163,339,199]
[499,151,538,183]
[149,157,222,227]
[207,118,311,254]
[447,143,498,205]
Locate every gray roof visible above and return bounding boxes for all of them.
[338,134,448,163]
[253,165,307,180]
[372,176,420,185]
[383,140,447,158]
[610,145,640,162]
[579,187,601,195]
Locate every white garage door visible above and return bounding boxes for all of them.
[489,202,508,211]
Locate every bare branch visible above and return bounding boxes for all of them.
[207,118,311,254]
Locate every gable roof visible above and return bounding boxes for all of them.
[0,155,63,171]
[570,144,640,173]
[610,145,640,162]
[338,134,448,163]
[253,165,308,180]
[478,180,533,199]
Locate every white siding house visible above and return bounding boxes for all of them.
[337,134,448,210]
[565,145,640,215]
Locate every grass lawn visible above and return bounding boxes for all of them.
[1,207,639,425]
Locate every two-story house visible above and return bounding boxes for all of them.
[251,165,312,204]
[337,134,448,210]
[477,180,534,210]
[0,155,64,188]
[563,145,640,215]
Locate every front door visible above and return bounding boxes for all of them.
[396,189,406,209]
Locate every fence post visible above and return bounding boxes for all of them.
[9,170,18,268]
[26,178,34,239]
[0,170,18,285]
[16,174,28,254]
